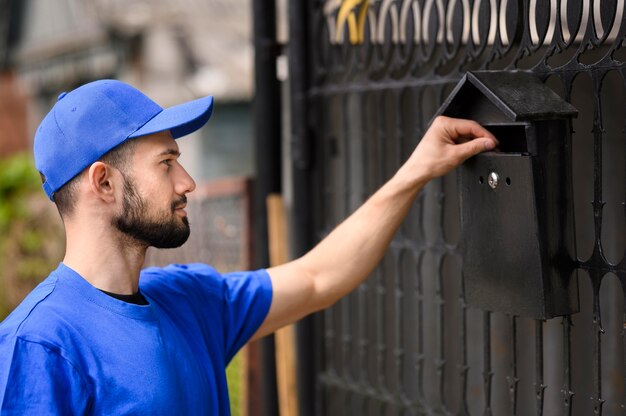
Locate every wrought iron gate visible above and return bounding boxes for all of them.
[290,1,626,415]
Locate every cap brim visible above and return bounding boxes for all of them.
[129,95,214,140]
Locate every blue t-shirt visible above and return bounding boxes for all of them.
[0,262,273,415]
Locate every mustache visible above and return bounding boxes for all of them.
[171,196,187,211]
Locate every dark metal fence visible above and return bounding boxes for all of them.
[294,1,626,414]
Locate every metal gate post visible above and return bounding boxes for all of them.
[252,0,281,414]
[287,1,316,415]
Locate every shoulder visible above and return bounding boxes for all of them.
[0,274,60,339]
[139,264,272,303]
[140,263,223,297]
[141,263,221,280]
[0,266,105,356]
[0,273,92,389]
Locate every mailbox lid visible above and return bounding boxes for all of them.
[438,71,578,124]
[460,153,547,318]
[466,71,578,121]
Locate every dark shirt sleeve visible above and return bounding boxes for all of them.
[0,338,91,415]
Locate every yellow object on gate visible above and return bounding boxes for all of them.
[336,0,370,44]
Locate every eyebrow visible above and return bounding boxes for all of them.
[157,148,181,157]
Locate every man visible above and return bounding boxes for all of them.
[0,80,497,414]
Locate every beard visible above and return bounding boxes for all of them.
[113,174,190,249]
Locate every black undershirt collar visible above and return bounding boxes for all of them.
[99,289,149,305]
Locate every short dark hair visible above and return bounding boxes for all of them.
[50,139,138,218]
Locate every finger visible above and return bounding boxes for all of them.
[456,136,499,152]
[444,118,498,144]
[455,137,497,161]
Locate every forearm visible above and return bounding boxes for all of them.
[257,170,429,338]
[297,168,429,311]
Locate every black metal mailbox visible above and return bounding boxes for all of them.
[437,71,579,319]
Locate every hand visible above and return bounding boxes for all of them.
[400,116,498,183]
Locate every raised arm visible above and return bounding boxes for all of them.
[252,116,497,339]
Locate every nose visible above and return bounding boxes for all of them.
[174,163,196,195]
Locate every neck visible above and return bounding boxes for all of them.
[63,218,147,295]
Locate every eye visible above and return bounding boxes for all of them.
[161,159,173,168]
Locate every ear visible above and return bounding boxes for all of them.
[87,162,118,203]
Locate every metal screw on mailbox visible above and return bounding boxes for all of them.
[488,172,499,189]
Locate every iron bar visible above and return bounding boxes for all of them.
[561,315,574,416]
[483,311,493,416]
[252,0,281,414]
[286,1,318,415]
[435,252,446,412]
[416,252,425,404]
[507,315,519,415]
[535,320,545,415]
[591,274,605,415]
[340,91,353,415]
[459,272,470,416]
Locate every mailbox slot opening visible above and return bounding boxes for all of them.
[485,125,528,154]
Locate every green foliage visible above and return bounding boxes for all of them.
[226,352,244,416]
[0,153,64,319]
[0,153,41,232]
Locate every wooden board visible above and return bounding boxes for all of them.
[266,194,299,416]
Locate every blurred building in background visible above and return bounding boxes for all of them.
[0,1,27,157]
[2,0,255,182]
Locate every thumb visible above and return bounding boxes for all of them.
[456,137,496,161]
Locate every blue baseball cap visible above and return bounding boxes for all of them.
[34,79,214,200]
